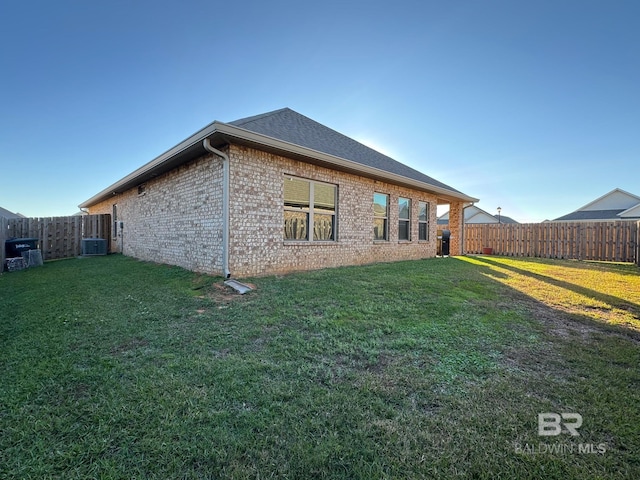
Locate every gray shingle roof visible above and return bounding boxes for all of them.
[437,214,519,225]
[229,108,463,195]
[80,107,477,208]
[553,209,629,221]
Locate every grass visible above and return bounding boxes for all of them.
[463,256,640,330]
[1,255,639,479]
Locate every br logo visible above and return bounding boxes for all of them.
[538,413,582,436]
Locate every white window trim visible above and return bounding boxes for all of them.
[284,176,337,243]
[398,197,411,241]
[418,201,430,241]
[373,192,389,242]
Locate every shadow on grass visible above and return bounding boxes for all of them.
[473,256,640,310]
[469,255,640,334]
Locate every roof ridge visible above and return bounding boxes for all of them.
[228,107,292,127]
[228,107,466,196]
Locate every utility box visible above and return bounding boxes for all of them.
[81,238,108,256]
[5,238,39,258]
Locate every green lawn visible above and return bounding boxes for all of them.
[1,255,639,479]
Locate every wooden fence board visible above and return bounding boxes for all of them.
[637,222,640,266]
[1,215,111,271]
[460,221,639,264]
[0,216,7,271]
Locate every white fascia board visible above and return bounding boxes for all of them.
[619,202,640,217]
[79,121,223,208]
[575,189,619,212]
[578,188,640,212]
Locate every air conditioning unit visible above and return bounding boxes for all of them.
[81,238,108,256]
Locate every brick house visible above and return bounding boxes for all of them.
[79,108,477,277]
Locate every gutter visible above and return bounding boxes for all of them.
[78,120,224,209]
[203,138,231,279]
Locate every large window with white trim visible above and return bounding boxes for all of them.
[284,176,337,241]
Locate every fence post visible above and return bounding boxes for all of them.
[637,221,640,266]
[0,216,6,272]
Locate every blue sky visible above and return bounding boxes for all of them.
[1,0,638,222]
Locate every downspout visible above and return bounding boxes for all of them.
[203,138,231,278]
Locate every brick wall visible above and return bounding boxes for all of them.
[89,143,442,277]
[89,154,225,274]
[448,201,465,255]
[227,144,439,276]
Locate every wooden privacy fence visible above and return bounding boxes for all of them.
[460,221,640,264]
[1,214,111,270]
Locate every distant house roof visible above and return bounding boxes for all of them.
[552,188,640,222]
[553,209,629,222]
[80,108,478,208]
[0,207,24,219]
[437,205,519,224]
[620,203,640,218]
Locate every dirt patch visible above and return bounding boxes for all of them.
[525,300,601,340]
[110,337,149,355]
[200,282,256,303]
[499,292,640,379]
[364,353,394,374]
[527,297,640,345]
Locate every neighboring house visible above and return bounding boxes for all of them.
[0,207,25,219]
[79,108,477,277]
[552,188,640,222]
[438,205,519,225]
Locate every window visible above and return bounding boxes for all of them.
[112,204,118,239]
[373,193,389,241]
[419,201,429,241]
[284,176,337,241]
[398,197,411,241]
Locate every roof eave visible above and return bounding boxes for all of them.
[79,122,478,208]
[79,121,225,208]
[215,123,478,203]
[618,202,640,217]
